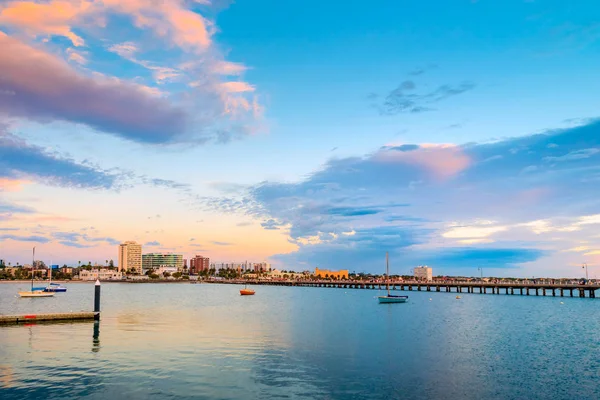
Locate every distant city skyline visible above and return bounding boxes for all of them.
[2,1,600,278]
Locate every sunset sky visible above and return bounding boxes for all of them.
[2,0,600,277]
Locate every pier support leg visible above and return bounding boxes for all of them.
[409,286,412,291]
[436,286,440,292]
[526,288,529,296]
[427,286,430,291]
[560,288,563,297]
[510,288,514,295]
[552,289,555,297]
[535,288,539,296]
[570,289,573,297]
[590,290,596,299]
[543,288,546,296]
[580,289,585,298]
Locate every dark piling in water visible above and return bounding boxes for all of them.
[94,279,101,321]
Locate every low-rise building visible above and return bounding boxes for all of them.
[155,266,179,276]
[79,269,123,281]
[414,266,433,281]
[268,269,307,279]
[314,267,349,280]
[60,267,74,275]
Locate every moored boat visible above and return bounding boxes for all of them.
[19,291,55,298]
[378,294,408,303]
[378,252,408,304]
[18,247,55,298]
[240,283,255,295]
[44,283,67,292]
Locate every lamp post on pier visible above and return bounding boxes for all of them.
[478,267,483,281]
[583,263,588,281]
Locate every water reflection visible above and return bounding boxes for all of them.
[1,283,600,399]
[92,321,100,353]
[0,365,14,388]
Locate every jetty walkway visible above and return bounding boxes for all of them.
[208,279,600,298]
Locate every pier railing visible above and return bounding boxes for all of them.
[204,279,600,298]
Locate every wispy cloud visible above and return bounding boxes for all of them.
[261,219,283,230]
[50,231,120,247]
[0,200,35,214]
[0,234,50,243]
[59,241,94,248]
[1,126,119,189]
[375,81,476,115]
[211,241,232,246]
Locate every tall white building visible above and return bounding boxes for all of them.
[414,266,433,281]
[118,241,142,274]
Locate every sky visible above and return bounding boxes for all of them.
[1,0,600,278]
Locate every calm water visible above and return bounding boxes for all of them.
[1,282,599,399]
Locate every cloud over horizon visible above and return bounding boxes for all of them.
[206,120,600,273]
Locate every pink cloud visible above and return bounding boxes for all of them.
[101,0,213,52]
[1,0,213,52]
[211,61,248,76]
[0,1,91,46]
[0,33,186,143]
[220,81,255,93]
[0,178,29,192]
[375,144,471,179]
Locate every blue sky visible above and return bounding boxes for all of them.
[1,0,600,277]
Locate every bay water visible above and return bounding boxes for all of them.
[1,282,599,399]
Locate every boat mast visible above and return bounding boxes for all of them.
[386,252,390,296]
[31,246,35,292]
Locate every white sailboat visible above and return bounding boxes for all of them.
[19,247,54,298]
[43,259,67,292]
[377,252,408,304]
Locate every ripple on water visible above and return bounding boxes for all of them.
[1,283,600,399]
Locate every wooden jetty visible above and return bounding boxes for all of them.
[206,279,600,298]
[0,280,102,325]
[0,312,96,325]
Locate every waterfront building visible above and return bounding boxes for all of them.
[252,262,270,272]
[314,267,349,279]
[60,267,74,275]
[79,269,123,281]
[142,253,183,271]
[269,269,307,279]
[155,266,179,276]
[209,261,271,273]
[414,266,433,281]
[118,241,142,274]
[189,255,209,274]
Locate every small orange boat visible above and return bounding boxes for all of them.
[240,285,255,296]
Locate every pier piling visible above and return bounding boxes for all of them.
[94,279,101,321]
